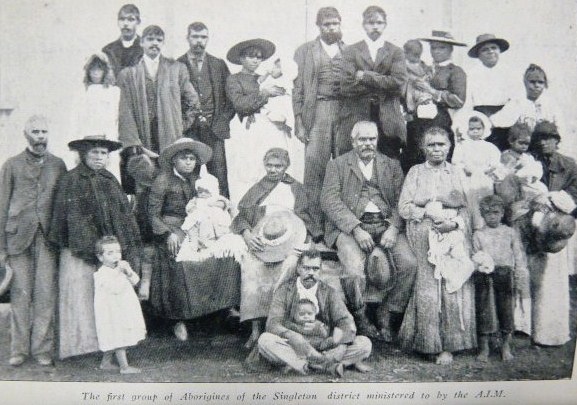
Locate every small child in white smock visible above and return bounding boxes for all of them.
[94,236,146,374]
[176,168,235,262]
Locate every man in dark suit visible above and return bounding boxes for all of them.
[321,121,416,341]
[293,7,345,241]
[102,4,143,79]
[178,22,235,198]
[336,5,407,159]
[0,115,67,367]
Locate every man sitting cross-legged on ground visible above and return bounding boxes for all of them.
[258,248,372,377]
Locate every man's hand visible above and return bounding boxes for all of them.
[354,70,365,81]
[294,116,308,144]
[242,229,265,252]
[353,226,375,252]
[141,147,159,159]
[317,336,337,351]
[260,83,286,98]
[379,226,398,249]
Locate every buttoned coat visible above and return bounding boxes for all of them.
[321,150,404,247]
[118,56,200,152]
[336,40,407,151]
[0,151,66,256]
[177,52,235,140]
[292,37,345,133]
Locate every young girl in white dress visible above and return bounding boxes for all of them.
[452,111,501,228]
[94,236,146,374]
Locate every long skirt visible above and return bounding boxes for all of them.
[58,249,99,359]
[399,219,477,354]
[238,252,290,323]
[531,250,571,346]
[150,241,240,320]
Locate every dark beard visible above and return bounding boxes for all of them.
[321,31,342,45]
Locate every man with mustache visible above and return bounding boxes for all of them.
[320,121,416,341]
[117,25,200,300]
[292,7,346,241]
[0,115,67,366]
[178,22,235,198]
[258,248,372,377]
[102,4,143,79]
[336,5,407,160]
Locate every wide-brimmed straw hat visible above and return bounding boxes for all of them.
[68,134,122,152]
[226,38,276,65]
[468,33,510,58]
[0,263,13,297]
[419,30,466,46]
[158,138,212,170]
[252,209,307,263]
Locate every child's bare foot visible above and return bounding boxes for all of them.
[435,351,453,365]
[120,366,141,374]
[476,350,490,362]
[100,353,118,370]
[501,333,514,361]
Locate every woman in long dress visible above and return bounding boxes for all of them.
[398,127,476,365]
[225,38,293,206]
[402,31,467,172]
[529,121,577,345]
[48,135,141,359]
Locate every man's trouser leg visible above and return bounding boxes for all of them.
[258,332,308,372]
[385,233,417,314]
[303,100,339,236]
[336,232,366,312]
[339,336,372,367]
[10,230,56,358]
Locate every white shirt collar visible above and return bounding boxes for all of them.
[121,37,136,48]
[434,58,452,67]
[358,158,374,180]
[364,33,385,62]
[296,277,319,313]
[143,54,160,77]
[319,38,340,59]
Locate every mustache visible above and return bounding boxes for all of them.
[193,44,205,49]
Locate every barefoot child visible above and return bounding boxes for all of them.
[472,195,530,361]
[94,236,146,374]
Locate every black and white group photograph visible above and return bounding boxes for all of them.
[0,0,576,402]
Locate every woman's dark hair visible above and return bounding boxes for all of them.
[420,126,450,150]
[263,148,290,167]
[524,63,548,88]
[240,46,263,59]
[84,55,116,88]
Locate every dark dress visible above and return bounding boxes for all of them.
[402,63,466,172]
[147,169,240,320]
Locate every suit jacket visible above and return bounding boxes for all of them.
[118,56,200,152]
[337,40,407,150]
[266,279,356,344]
[177,52,235,140]
[0,151,66,256]
[321,150,405,247]
[102,36,143,78]
[292,37,345,133]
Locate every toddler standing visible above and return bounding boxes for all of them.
[94,236,146,374]
[402,40,435,119]
[472,195,530,362]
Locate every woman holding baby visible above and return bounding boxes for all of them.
[397,127,476,365]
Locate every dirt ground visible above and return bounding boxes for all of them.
[0,278,575,384]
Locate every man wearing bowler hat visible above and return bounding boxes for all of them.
[0,115,67,366]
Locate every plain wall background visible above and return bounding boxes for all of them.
[0,0,576,162]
